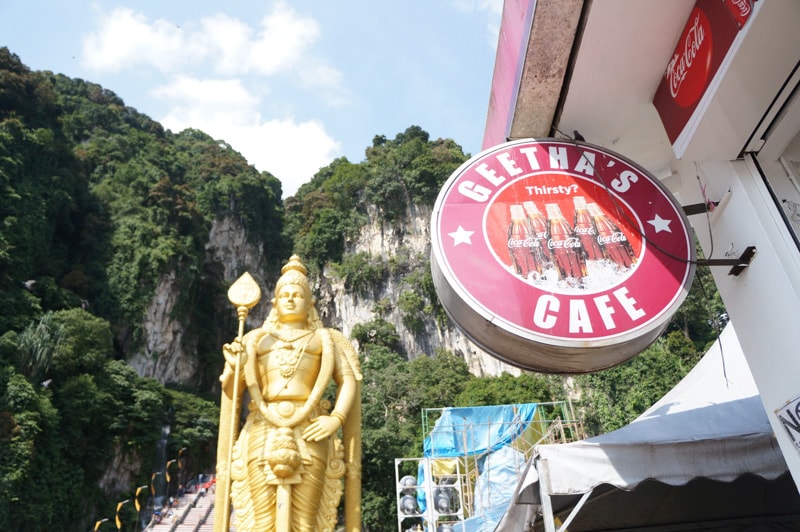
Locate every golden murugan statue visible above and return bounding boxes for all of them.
[214,255,362,532]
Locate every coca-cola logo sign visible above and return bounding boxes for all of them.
[431,139,695,373]
[654,0,748,147]
[668,6,713,108]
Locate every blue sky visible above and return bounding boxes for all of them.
[1,1,502,196]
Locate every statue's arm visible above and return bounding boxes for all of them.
[328,327,361,424]
[302,331,359,442]
[301,374,356,442]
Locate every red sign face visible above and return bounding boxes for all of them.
[431,139,695,372]
[653,0,748,146]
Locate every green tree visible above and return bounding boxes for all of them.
[577,338,688,434]
[406,350,472,415]
[0,365,67,530]
[284,126,468,266]
[456,372,557,407]
[334,253,389,297]
[166,388,220,475]
[48,308,111,378]
[359,345,416,532]
[13,312,63,381]
[666,261,726,351]
[398,290,426,334]
[352,319,401,352]
[0,308,169,530]
[358,342,475,532]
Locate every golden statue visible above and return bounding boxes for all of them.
[214,256,362,532]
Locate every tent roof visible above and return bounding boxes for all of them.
[497,324,798,531]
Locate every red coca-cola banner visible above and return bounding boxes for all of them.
[653,0,752,147]
[431,139,695,373]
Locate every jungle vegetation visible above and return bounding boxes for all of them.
[0,48,725,531]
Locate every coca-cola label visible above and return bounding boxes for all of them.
[667,8,711,108]
[508,237,539,248]
[548,237,581,250]
[431,139,695,372]
[654,0,747,145]
[598,232,628,245]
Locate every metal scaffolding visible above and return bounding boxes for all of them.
[395,402,585,532]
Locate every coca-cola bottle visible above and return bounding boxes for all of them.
[522,201,552,264]
[572,196,604,261]
[508,204,542,279]
[587,202,637,269]
[546,203,587,284]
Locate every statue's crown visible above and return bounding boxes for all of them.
[276,255,310,295]
[281,254,308,277]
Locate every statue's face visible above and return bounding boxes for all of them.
[275,283,309,324]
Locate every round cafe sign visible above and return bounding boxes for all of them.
[430,139,695,373]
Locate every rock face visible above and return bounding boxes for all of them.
[127,270,196,384]
[128,215,270,385]
[318,202,520,377]
[98,442,141,495]
[131,205,518,386]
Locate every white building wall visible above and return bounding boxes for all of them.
[684,157,800,486]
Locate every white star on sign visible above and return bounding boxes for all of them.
[647,214,672,233]
[449,226,474,246]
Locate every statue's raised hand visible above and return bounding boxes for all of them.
[219,339,247,385]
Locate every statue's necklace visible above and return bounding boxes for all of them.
[270,329,314,379]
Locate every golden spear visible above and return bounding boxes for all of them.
[215,272,261,531]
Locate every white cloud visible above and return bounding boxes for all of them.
[81,2,328,81]
[227,119,341,198]
[246,1,320,76]
[197,13,255,76]
[81,7,195,72]
[152,76,259,119]
[154,76,340,197]
[81,2,348,196]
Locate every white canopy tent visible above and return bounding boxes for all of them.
[496,324,800,531]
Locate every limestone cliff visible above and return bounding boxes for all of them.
[316,202,520,377]
[128,215,271,386]
[130,205,517,387]
[127,270,196,384]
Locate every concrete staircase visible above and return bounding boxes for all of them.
[145,490,216,532]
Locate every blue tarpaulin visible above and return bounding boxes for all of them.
[417,403,538,528]
[423,404,538,458]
